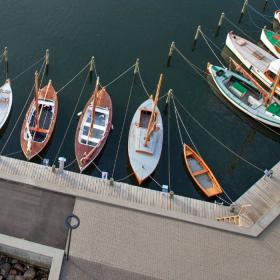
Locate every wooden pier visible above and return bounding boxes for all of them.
[0,155,279,236]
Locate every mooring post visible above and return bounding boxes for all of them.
[167,41,175,67]
[166,89,173,104]
[169,190,174,199]
[192,25,201,51]
[134,58,139,75]
[45,49,49,75]
[109,177,114,186]
[239,0,248,23]
[4,47,8,80]
[263,0,268,12]
[89,56,95,83]
[215,12,225,37]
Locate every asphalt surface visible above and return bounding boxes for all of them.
[0,179,75,249]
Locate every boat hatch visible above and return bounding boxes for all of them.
[139,110,153,128]
[252,51,264,60]
[230,82,247,98]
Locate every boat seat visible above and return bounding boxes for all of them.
[247,95,262,109]
[193,169,208,176]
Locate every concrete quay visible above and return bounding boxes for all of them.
[0,155,279,279]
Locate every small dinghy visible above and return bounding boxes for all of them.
[75,77,112,172]
[183,144,222,198]
[260,27,280,58]
[226,31,280,97]
[21,72,58,160]
[128,74,163,184]
[207,63,280,128]
[0,80,12,129]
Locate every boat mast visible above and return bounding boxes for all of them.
[267,70,280,105]
[88,77,99,139]
[34,71,39,129]
[144,73,163,147]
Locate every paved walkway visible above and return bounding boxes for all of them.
[70,197,280,280]
[0,179,75,249]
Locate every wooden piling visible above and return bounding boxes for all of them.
[45,49,49,75]
[263,0,268,12]
[134,58,140,75]
[239,0,248,23]
[4,47,8,80]
[167,41,175,67]
[215,12,225,37]
[192,25,201,51]
[89,56,95,83]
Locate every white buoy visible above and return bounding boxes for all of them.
[162,185,168,193]
[102,172,108,180]
[58,157,66,173]
[77,111,82,117]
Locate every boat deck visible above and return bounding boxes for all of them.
[0,155,279,236]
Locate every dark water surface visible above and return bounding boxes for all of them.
[0,0,279,202]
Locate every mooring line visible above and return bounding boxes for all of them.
[0,60,46,155]
[11,56,45,82]
[53,70,90,165]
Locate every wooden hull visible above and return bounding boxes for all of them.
[225,32,280,97]
[20,82,58,160]
[75,88,112,172]
[183,144,222,198]
[207,63,280,128]
[128,99,163,185]
[0,80,12,129]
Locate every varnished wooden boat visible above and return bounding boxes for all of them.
[75,78,112,172]
[183,144,222,198]
[0,79,12,129]
[128,74,163,185]
[226,31,280,97]
[21,72,58,160]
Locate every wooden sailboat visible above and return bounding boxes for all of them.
[183,144,222,198]
[225,31,280,97]
[75,77,112,172]
[21,72,58,160]
[128,74,163,185]
[260,27,280,58]
[207,62,280,128]
[0,79,12,129]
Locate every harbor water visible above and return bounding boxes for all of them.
[0,0,279,201]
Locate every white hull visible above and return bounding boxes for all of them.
[208,64,280,128]
[260,28,280,59]
[226,32,280,96]
[128,99,163,184]
[0,80,12,129]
